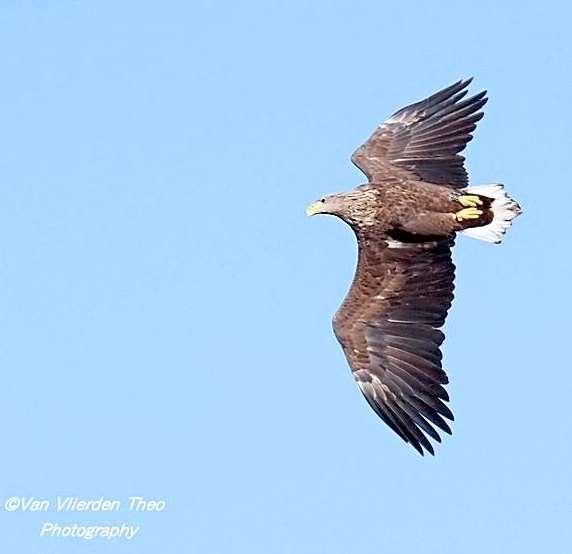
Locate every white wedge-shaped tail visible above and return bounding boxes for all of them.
[461,184,522,244]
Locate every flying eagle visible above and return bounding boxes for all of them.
[306,79,521,455]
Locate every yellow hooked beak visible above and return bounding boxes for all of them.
[306,201,324,217]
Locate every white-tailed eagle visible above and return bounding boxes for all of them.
[306,79,521,455]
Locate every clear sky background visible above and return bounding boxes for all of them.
[0,1,570,552]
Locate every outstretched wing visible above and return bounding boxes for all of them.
[333,234,456,455]
[351,79,487,187]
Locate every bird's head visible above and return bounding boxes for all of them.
[306,188,377,227]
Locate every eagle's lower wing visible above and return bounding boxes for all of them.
[351,79,487,187]
[333,235,456,455]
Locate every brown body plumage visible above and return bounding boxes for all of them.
[307,79,521,455]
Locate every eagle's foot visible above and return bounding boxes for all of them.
[457,194,483,208]
[455,207,483,221]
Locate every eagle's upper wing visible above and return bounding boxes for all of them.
[351,79,487,187]
[333,234,456,455]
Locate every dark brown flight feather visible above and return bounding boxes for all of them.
[351,78,487,187]
[333,235,455,455]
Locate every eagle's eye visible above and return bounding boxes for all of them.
[320,197,326,203]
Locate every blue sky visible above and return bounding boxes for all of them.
[1,1,570,552]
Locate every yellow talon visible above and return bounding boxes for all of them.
[455,207,483,221]
[458,194,483,208]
